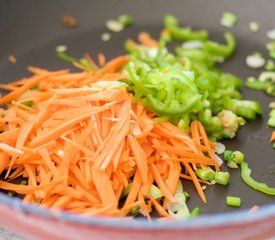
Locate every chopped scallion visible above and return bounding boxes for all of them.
[226,196,241,207]
[118,14,134,27]
[220,12,238,28]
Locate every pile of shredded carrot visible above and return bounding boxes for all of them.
[0,55,220,218]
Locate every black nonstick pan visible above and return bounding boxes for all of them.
[0,0,275,239]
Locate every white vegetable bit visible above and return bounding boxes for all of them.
[56,45,67,53]
[266,41,275,51]
[267,28,275,40]
[182,40,204,49]
[106,20,124,32]
[215,142,226,154]
[214,154,223,166]
[269,101,275,109]
[249,21,260,32]
[246,54,265,69]
[101,32,111,42]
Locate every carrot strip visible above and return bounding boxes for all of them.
[182,161,207,204]
[100,55,129,73]
[180,173,211,185]
[122,171,142,215]
[270,131,275,143]
[150,197,169,217]
[29,104,114,147]
[166,162,181,196]
[138,32,159,47]
[0,74,48,105]
[0,177,64,194]
[151,164,178,204]
[0,84,18,91]
[98,53,106,67]
[128,134,148,184]
[92,167,117,206]
[0,151,11,174]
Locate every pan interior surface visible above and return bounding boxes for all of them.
[0,0,274,224]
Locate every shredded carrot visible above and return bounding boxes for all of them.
[138,32,159,48]
[98,53,106,67]
[270,131,275,143]
[0,62,219,218]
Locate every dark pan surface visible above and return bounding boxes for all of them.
[0,0,275,216]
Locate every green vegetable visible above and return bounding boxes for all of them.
[215,171,230,185]
[269,51,275,60]
[7,191,16,197]
[122,182,132,198]
[190,207,201,217]
[126,62,202,117]
[265,60,275,71]
[22,101,34,107]
[168,181,190,219]
[231,151,244,164]
[268,109,275,127]
[79,58,94,69]
[224,150,244,168]
[57,52,76,63]
[226,196,241,207]
[204,32,236,58]
[130,205,140,216]
[224,99,263,119]
[118,14,134,27]
[149,184,164,199]
[224,150,233,161]
[164,14,209,41]
[123,19,260,140]
[227,160,238,169]
[241,162,275,195]
[195,167,215,181]
[20,179,28,185]
[220,12,238,28]
[245,72,275,96]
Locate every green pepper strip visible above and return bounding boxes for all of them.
[204,32,236,58]
[164,14,209,41]
[147,93,201,116]
[241,162,275,195]
[224,99,263,119]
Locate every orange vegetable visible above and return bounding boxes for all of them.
[0,62,219,218]
[270,131,275,143]
[138,32,159,47]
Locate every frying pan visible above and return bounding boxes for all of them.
[0,0,275,239]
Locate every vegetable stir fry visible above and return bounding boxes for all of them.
[0,14,271,219]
